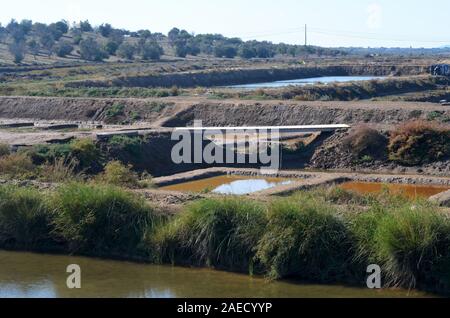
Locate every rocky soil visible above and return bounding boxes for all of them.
[310,130,450,177]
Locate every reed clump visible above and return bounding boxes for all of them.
[153,198,267,273]
[50,183,157,258]
[1,183,449,294]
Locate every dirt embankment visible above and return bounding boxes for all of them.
[162,100,450,127]
[0,97,449,127]
[65,64,428,88]
[0,96,186,125]
[309,130,450,177]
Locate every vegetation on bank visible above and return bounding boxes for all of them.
[0,182,448,295]
[341,120,450,165]
[0,137,154,187]
[388,120,450,166]
[9,75,443,102]
[0,119,447,184]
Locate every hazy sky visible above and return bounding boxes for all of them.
[1,0,449,48]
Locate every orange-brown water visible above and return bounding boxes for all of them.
[160,175,293,195]
[340,182,450,199]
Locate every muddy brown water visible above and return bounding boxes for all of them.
[340,182,450,199]
[160,175,294,195]
[0,251,432,298]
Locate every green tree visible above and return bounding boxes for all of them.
[79,20,93,32]
[9,40,26,64]
[53,40,74,57]
[0,25,6,43]
[48,21,69,40]
[98,23,113,37]
[117,42,136,60]
[79,37,108,61]
[6,19,25,42]
[140,41,163,60]
[168,27,180,45]
[214,45,237,58]
[104,41,119,55]
[27,39,40,59]
[239,45,256,59]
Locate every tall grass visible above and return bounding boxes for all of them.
[0,153,37,179]
[153,198,267,273]
[350,200,450,293]
[39,157,81,183]
[0,186,57,250]
[255,196,356,283]
[97,161,139,188]
[0,144,10,157]
[50,183,156,258]
[1,181,450,294]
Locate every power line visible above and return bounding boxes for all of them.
[308,28,450,44]
[230,25,450,45]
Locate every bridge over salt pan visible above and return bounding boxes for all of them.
[95,125,350,140]
[173,124,350,134]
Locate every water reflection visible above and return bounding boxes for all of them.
[0,250,432,298]
[227,76,386,89]
[213,179,293,195]
[160,175,293,195]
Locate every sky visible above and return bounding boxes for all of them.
[0,0,449,48]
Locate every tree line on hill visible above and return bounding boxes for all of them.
[0,19,346,64]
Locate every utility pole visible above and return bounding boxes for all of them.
[305,24,307,46]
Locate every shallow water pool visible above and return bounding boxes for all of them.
[340,182,450,199]
[227,76,386,89]
[160,175,293,195]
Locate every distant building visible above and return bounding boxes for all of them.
[430,64,450,76]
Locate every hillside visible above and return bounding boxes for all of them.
[0,19,350,66]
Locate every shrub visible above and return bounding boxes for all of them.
[255,197,355,282]
[350,201,450,293]
[388,121,450,165]
[26,138,100,172]
[39,157,80,182]
[0,144,10,157]
[70,138,100,169]
[107,135,143,157]
[27,143,72,165]
[0,153,36,179]
[99,161,139,187]
[0,186,56,250]
[343,126,388,161]
[105,103,125,122]
[51,183,156,257]
[154,198,267,273]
